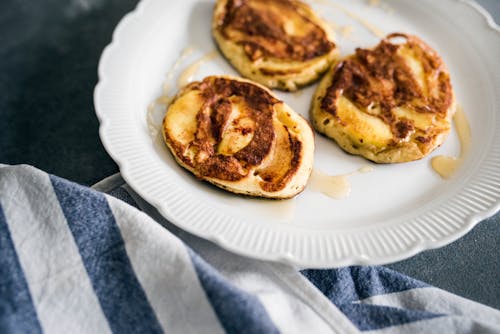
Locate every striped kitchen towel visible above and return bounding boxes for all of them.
[0,164,499,334]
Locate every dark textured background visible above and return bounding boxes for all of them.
[1,0,499,309]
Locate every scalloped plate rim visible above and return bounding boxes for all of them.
[94,0,500,268]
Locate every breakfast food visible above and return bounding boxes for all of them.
[162,76,314,199]
[212,0,338,91]
[311,33,456,163]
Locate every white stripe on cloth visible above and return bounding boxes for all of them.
[106,195,225,334]
[265,264,360,334]
[123,183,360,334]
[358,287,500,328]
[364,315,500,334]
[0,165,111,334]
[188,239,359,334]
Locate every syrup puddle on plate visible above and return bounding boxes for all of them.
[431,105,471,179]
[310,166,374,199]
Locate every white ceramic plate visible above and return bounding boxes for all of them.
[94,0,500,268]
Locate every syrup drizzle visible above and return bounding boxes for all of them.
[309,0,385,38]
[178,50,219,88]
[310,166,374,199]
[431,105,471,179]
[147,48,218,140]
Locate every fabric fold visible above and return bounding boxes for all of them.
[0,164,499,334]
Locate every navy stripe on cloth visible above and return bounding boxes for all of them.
[188,249,280,334]
[302,266,439,331]
[302,266,429,305]
[0,204,43,334]
[50,175,163,334]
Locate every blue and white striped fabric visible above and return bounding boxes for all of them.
[1,164,499,334]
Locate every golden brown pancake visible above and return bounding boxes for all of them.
[212,0,338,91]
[311,33,456,163]
[162,76,315,199]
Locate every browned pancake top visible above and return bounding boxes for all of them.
[216,0,335,62]
[165,77,303,192]
[320,33,453,143]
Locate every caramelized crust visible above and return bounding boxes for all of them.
[312,33,456,163]
[212,0,338,91]
[163,76,314,198]
[217,0,335,62]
